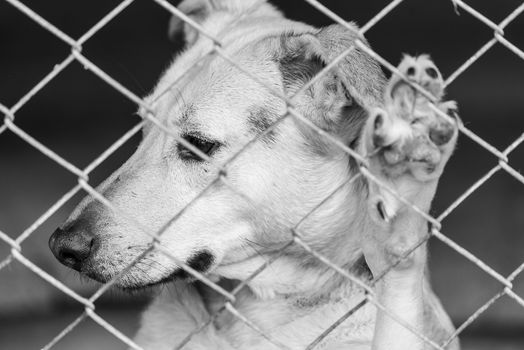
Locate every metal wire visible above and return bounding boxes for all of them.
[1,0,523,349]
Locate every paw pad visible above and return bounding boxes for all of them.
[362,55,458,181]
[429,121,455,146]
[391,55,444,102]
[425,67,439,79]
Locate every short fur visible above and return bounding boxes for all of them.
[50,1,460,349]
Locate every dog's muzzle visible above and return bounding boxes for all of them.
[49,220,96,272]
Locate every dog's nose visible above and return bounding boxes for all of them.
[49,225,94,271]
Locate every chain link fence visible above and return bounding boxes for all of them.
[1,0,524,349]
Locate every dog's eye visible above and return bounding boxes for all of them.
[178,134,221,161]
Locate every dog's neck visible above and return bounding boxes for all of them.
[197,260,374,347]
[214,180,372,300]
[214,251,371,300]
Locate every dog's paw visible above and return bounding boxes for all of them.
[362,55,458,186]
[359,56,459,273]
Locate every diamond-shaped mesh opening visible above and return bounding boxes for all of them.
[0,2,69,104]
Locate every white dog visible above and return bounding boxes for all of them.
[49,0,460,349]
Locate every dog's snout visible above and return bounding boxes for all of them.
[49,223,95,272]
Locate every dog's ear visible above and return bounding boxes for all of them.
[276,24,386,141]
[168,0,212,45]
[314,24,386,109]
[168,0,276,45]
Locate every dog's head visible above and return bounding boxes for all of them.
[49,0,385,290]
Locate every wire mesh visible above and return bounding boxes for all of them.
[1,0,524,349]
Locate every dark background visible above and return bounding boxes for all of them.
[1,0,524,349]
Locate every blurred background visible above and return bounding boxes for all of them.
[1,0,523,349]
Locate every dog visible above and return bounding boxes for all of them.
[49,0,460,349]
